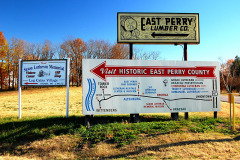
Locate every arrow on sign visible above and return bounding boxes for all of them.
[90,61,216,81]
[151,32,189,38]
[24,82,38,85]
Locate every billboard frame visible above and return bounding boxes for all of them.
[117,12,200,44]
[21,59,68,87]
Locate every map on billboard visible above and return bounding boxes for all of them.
[82,59,220,115]
[21,60,67,86]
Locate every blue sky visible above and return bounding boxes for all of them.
[1,0,240,62]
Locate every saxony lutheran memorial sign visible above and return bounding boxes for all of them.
[21,60,67,86]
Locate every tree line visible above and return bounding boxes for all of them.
[0,32,160,90]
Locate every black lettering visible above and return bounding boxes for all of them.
[188,18,193,25]
[156,18,161,25]
[141,18,145,31]
[182,18,187,25]
[159,26,164,30]
[152,18,156,25]
[146,18,151,25]
[174,26,178,31]
[177,18,181,25]
[165,18,170,25]
[171,18,175,25]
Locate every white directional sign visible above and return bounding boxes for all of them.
[82,59,220,115]
[21,60,67,86]
[117,13,199,44]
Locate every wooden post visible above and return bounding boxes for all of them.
[129,43,133,59]
[171,113,179,121]
[214,111,217,119]
[129,43,139,123]
[85,115,91,129]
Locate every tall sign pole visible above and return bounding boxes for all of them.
[184,43,188,120]
[129,43,133,59]
[66,58,70,118]
[129,43,140,123]
[171,43,188,120]
[18,59,22,119]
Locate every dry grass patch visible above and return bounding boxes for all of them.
[90,133,240,159]
[1,87,240,119]
[1,132,239,159]
[1,88,240,159]
[0,87,82,118]
[1,135,80,160]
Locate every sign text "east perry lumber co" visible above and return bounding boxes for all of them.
[117,13,199,44]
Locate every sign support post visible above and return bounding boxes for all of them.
[184,43,188,120]
[129,43,140,123]
[18,59,22,119]
[232,94,235,130]
[228,93,235,130]
[66,58,70,118]
[230,93,232,121]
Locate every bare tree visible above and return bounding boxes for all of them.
[219,57,234,93]
[61,37,86,86]
[134,48,161,60]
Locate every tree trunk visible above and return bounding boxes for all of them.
[72,72,74,87]
[13,65,15,89]
[76,60,79,87]
[8,64,11,90]
[0,67,2,91]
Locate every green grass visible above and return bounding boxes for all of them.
[0,115,239,153]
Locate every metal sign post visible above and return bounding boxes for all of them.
[233,95,235,130]
[184,43,188,120]
[228,93,235,130]
[18,59,22,119]
[66,58,70,118]
[129,43,140,123]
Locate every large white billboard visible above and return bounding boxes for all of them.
[21,60,67,86]
[82,59,220,115]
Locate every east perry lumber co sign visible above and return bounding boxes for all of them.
[117,13,199,44]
